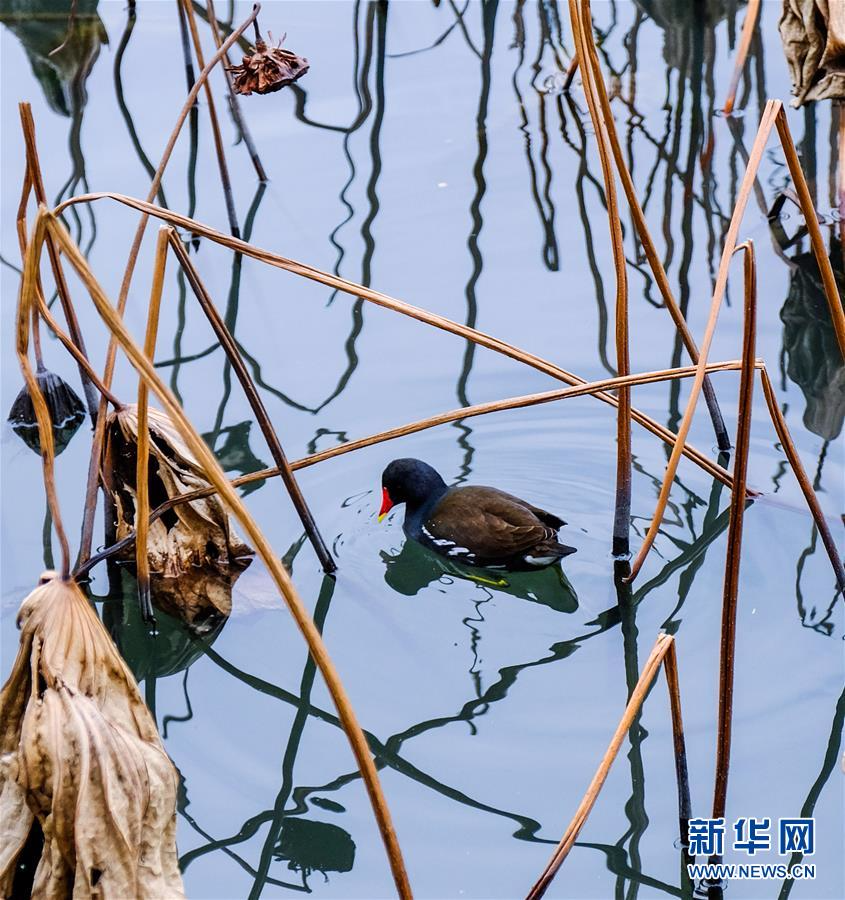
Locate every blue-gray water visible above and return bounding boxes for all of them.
[1,1,843,898]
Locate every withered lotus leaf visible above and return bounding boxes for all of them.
[780,0,845,104]
[228,37,309,95]
[0,573,184,898]
[103,405,254,625]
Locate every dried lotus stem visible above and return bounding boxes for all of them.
[572,2,730,449]
[774,105,845,359]
[663,639,691,849]
[56,192,736,488]
[76,359,751,579]
[626,100,780,582]
[180,0,240,236]
[29,293,121,410]
[15,214,71,579]
[527,633,683,899]
[205,0,267,181]
[77,3,260,565]
[563,52,579,91]
[758,369,845,590]
[723,0,761,115]
[569,0,631,557]
[712,241,758,837]
[135,227,171,624]
[18,103,99,422]
[46,210,411,899]
[168,232,336,573]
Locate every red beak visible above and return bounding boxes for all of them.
[378,487,394,522]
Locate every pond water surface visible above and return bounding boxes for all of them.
[1,1,843,898]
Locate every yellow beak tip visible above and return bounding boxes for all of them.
[378,513,386,523]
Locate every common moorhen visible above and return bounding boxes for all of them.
[378,458,576,570]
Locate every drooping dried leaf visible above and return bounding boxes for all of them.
[780,0,845,104]
[102,404,253,627]
[0,573,184,898]
[7,366,86,455]
[228,37,309,95]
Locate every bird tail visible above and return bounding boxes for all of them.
[524,540,577,566]
[552,541,577,558]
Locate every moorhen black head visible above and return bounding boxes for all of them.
[379,458,576,570]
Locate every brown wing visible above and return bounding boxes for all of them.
[519,500,566,529]
[425,486,559,560]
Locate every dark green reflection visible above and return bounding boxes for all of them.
[381,536,579,614]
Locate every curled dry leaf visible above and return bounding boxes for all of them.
[780,0,845,104]
[103,405,253,629]
[0,573,184,898]
[7,366,86,455]
[228,37,309,95]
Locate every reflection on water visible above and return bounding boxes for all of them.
[102,568,226,684]
[381,536,579,614]
[204,421,269,496]
[781,248,845,441]
[0,0,105,117]
[273,817,355,883]
[2,1,843,898]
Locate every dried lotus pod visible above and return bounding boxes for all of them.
[102,405,253,625]
[228,32,309,95]
[7,366,86,455]
[0,573,184,898]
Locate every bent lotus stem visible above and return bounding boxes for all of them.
[774,105,845,359]
[711,241,758,847]
[563,52,578,91]
[569,0,631,558]
[757,368,845,590]
[18,103,100,423]
[53,191,737,491]
[45,210,411,899]
[205,0,268,182]
[723,0,761,115]
[180,0,241,236]
[77,3,261,565]
[32,289,121,409]
[626,100,780,582]
[15,214,71,579]
[628,100,845,583]
[167,231,336,574]
[134,227,172,625]
[572,4,730,450]
[75,359,752,580]
[663,639,691,849]
[526,633,686,899]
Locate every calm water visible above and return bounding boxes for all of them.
[1,1,843,898]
